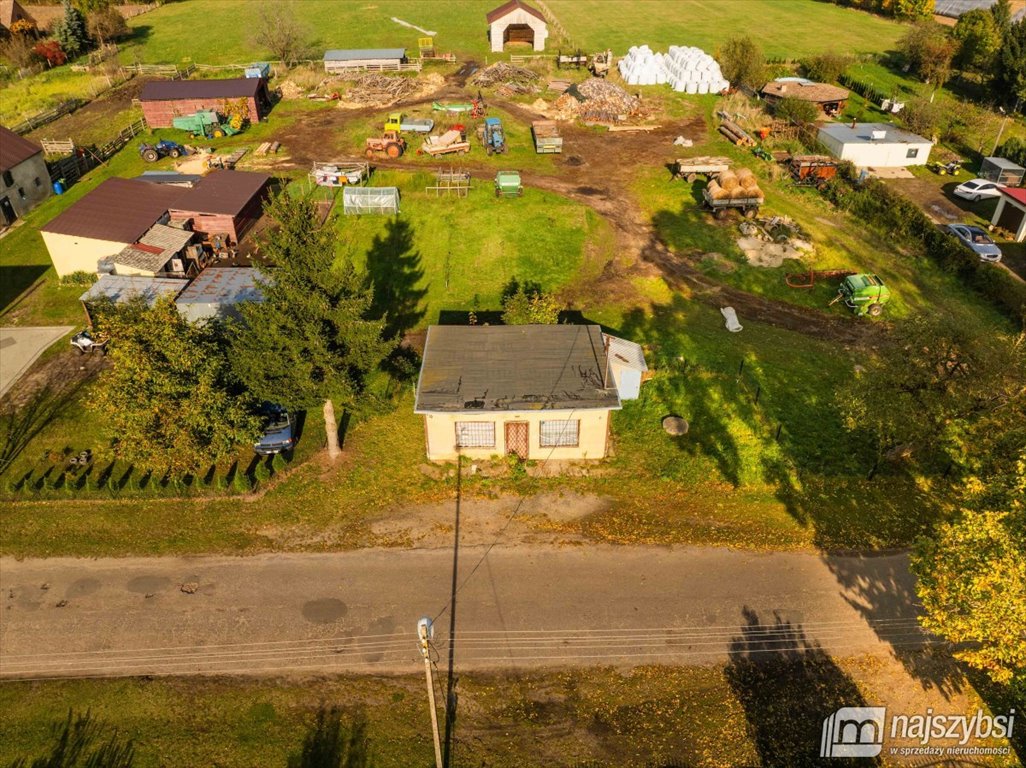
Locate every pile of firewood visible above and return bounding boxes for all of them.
[471,62,539,88]
[343,73,421,104]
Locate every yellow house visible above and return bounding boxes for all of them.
[40,177,183,277]
[415,324,645,462]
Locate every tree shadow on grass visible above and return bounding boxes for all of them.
[0,264,48,317]
[726,607,880,768]
[287,705,372,768]
[8,708,134,768]
[0,380,86,479]
[364,217,426,340]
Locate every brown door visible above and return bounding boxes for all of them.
[504,422,529,459]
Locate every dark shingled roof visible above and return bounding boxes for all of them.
[140,78,262,102]
[41,177,184,242]
[486,0,545,23]
[169,170,270,216]
[415,325,621,413]
[0,125,43,173]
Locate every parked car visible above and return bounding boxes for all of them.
[254,405,295,455]
[953,178,1003,202]
[946,224,1003,262]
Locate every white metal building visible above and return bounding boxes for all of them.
[486,0,548,53]
[175,267,264,323]
[323,49,406,73]
[817,122,933,168]
[603,334,648,400]
[343,186,399,215]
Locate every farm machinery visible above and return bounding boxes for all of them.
[138,140,187,162]
[788,155,838,188]
[432,92,486,119]
[384,112,434,133]
[171,110,241,139]
[590,50,613,77]
[830,273,891,316]
[365,131,407,159]
[556,49,588,69]
[927,159,962,176]
[479,117,506,155]
[495,171,523,198]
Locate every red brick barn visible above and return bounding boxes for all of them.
[139,78,271,128]
[168,170,272,244]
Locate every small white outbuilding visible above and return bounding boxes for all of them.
[817,122,933,168]
[486,0,548,53]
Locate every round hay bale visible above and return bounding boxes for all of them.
[706,180,729,200]
[662,415,689,436]
[730,185,752,199]
[741,175,760,190]
[718,170,739,191]
[735,167,754,183]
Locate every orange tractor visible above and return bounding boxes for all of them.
[365,130,406,159]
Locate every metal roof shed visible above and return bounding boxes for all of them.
[175,267,264,323]
[980,156,1025,186]
[343,186,399,215]
[79,274,185,324]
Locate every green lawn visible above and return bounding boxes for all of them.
[0,68,115,126]
[548,0,908,58]
[123,0,504,63]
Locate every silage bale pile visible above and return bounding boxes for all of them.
[618,44,729,94]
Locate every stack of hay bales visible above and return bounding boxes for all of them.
[713,168,763,200]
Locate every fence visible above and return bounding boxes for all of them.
[10,99,86,135]
[323,60,423,74]
[534,0,573,47]
[44,118,147,188]
[122,61,195,79]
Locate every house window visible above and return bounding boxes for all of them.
[18,187,25,200]
[906,148,919,159]
[1,171,12,187]
[539,419,580,447]
[455,421,495,448]
[34,177,42,187]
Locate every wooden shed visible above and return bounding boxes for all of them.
[486,0,548,53]
[761,79,849,116]
[323,48,407,73]
[140,78,270,128]
[168,170,271,243]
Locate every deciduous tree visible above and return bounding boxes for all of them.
[254,0,308,67]
[913,503,1026,690]
[229,193,393,460]
[802,51,850,83]
[953,8,1002,73]
[718,35,765,90]
[994,18,1026,105]
[87,6,128,46]
[774,96,820,125]
[91,296,260,475]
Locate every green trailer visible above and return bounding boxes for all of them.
[494,171,523,198]
[833,273,891,316]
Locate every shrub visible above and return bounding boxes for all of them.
[999,136,1026,167]
[33,39,66,67]
[901,97,944,140]
[802,51,850,83]
[774,97,820,125]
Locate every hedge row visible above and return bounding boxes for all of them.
[838,73,889,106]
[824,165,1026,321]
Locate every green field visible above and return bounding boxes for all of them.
[548,0,908,58]
[119,0,910,64]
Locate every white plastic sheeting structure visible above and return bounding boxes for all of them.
[618,44,729,94]
[343,186,400,215]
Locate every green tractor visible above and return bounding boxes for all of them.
[833,273,891,317]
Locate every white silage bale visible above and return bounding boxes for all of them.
[698,81,710,94]
[686,81,698,94]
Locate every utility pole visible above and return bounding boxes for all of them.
[442,453,462,768]
[992,96,1023,157]
[418,617,443,768]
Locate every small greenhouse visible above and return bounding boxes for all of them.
[343,186,400,215]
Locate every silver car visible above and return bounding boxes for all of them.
[945,224,1003,263]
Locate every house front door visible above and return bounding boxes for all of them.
[0,196,15,227]
[504,421,529,460]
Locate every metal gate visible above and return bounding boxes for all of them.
[504,422,529,459]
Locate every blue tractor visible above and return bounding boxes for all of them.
[482,116,506,155]
[139,140,188,163]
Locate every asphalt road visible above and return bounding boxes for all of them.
[0,326,73,397]
[0,546,931,679]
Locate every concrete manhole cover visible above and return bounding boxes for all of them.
[662,416,689,436]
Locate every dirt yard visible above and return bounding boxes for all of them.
[26,76,148,147]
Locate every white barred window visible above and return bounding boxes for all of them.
[539,419,580,447]
[455,422,495,448]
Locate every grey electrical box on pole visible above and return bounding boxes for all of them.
[418,617,444,768]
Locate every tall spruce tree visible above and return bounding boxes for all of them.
[54,0,90,58]
[230,193,393,460]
